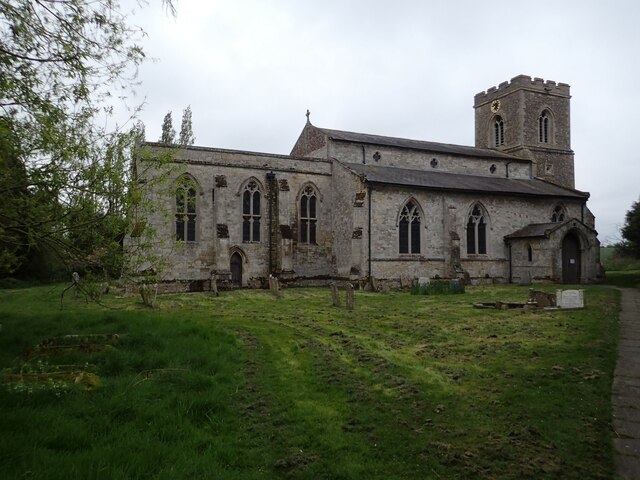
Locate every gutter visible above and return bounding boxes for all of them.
[368,184,372,281]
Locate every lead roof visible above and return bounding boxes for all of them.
[345,163,589,200]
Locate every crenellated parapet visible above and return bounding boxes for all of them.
[474,75,570,107]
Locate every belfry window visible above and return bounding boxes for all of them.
[176,177,197,242]
[494,116,505,146]
[466,204,487,254]
[299,185,317,244]
[551,205,566,223]
[242,181,261,242]
[399,201,421,254]
[539,111,550,143]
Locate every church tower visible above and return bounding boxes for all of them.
[474,75,574,189]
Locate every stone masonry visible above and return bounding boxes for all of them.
[127,75,601,290]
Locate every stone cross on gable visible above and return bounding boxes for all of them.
[306,109,311,123]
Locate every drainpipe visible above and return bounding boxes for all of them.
[368,183,372,281]
[266,171,276,275]
[507,242,513,284]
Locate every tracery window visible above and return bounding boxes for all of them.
[176,177,197,242]
[494,116,505,146]
[299,185,318,244]
[399,201,421,254]
[539,111,550,143]
[242,180,261,242]
[551,205,566,223]
[466,204,487,254]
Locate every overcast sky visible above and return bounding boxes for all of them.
[118,0,640,244]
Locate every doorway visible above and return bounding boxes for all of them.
[230,252,242,286]
[561,232,581,283]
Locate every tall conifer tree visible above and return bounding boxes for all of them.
[179,106,195,146]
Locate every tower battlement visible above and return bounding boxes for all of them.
[474,75,570,106]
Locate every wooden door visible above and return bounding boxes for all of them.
[230,253,242,286]
[561,233,581,284]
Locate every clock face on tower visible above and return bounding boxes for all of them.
[490,100,501,113]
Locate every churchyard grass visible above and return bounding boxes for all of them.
[0,284,619,479]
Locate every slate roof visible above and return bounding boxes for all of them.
[504,223,563,239]
[345,163,589,199]
[320,127,528,162]
[505,219,597,240]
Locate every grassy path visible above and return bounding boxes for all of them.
[0,285,619,479]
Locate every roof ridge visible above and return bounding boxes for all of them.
[316,127,527,161]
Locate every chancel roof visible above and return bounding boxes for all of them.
[320,128,528,161]
[345,163,589,200]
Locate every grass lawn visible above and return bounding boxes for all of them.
[0,284,619,479]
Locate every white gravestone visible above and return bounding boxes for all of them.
[556,289,584,309]
[418,277,430,286]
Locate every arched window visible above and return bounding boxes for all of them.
[551,205,566,223]
[242,180,261,242]
[539,110,550,143]
[299,185,318,244]
[466,204,487,254]
[493,116,505,147]
[399,201,421,254]
[176,176,197,242]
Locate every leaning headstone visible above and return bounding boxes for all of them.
[269,275,282,298]
[331,282,341,307]
[210,273,219,296]
[556,289,584,309]
[345,283,355,310]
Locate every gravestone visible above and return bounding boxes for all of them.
[210,273,219,296]
[370,277,378,292]
[556,289,584,309]
[269,275,282,298]
[330,282,341,307]
[418,277,430,286]
[519,271,532,285]
[345,283,355,310]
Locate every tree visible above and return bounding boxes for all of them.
[0,0,175,280]
[179,106,195,146]
[619,198,640,258]
[160,112,176,144]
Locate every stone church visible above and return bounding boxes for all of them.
[132,75,601,289]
